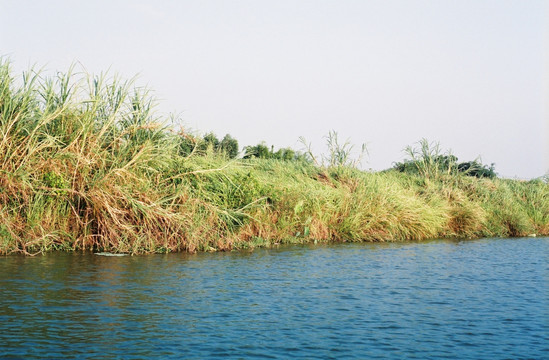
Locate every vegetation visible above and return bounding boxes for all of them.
[392,139,497,179]
[243,142,308,162]
[178,131,239,158]
[0,60,547,255]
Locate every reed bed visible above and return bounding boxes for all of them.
[0,61,547,255]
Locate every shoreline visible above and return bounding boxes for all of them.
[3,160,547,256]
[1,61,547,255]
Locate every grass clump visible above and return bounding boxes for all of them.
[0,60,547,255]
[394,139,497,179]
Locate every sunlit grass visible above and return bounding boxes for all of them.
[0,60,547,255]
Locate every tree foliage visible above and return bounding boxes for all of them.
[220,134,239,159]
[243,142,306,162]
[179,132,238,158]
[393,139,497,179]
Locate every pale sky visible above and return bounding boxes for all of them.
[1,0,547,178]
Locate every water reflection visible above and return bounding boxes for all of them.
[1,238,547,359]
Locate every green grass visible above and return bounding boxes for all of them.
[1,60,547,255]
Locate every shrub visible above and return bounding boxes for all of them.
[394,139,497,179]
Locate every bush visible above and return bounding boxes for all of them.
[393,139,497,179]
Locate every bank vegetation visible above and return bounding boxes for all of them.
[1,61,547,255]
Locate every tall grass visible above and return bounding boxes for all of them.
[0,60,547,255]
[0,60,228,254]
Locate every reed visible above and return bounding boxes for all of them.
[0,60,547,255]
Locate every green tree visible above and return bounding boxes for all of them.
[203,132,219,148]
[393,139,497,179]
[198,132,220,153]
[220,134,239,158]
[244,143,270,159]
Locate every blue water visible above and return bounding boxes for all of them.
[1,237,547,359]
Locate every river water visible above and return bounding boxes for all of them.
[1,237,547,359]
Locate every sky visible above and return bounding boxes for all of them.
[1,0,547,178]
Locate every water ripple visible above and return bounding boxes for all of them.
[1,237,547,359]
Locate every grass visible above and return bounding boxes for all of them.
[0,60,547,255]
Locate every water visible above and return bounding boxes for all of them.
[1,238,547,359]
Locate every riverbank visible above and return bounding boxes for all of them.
[1,62,547,255]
